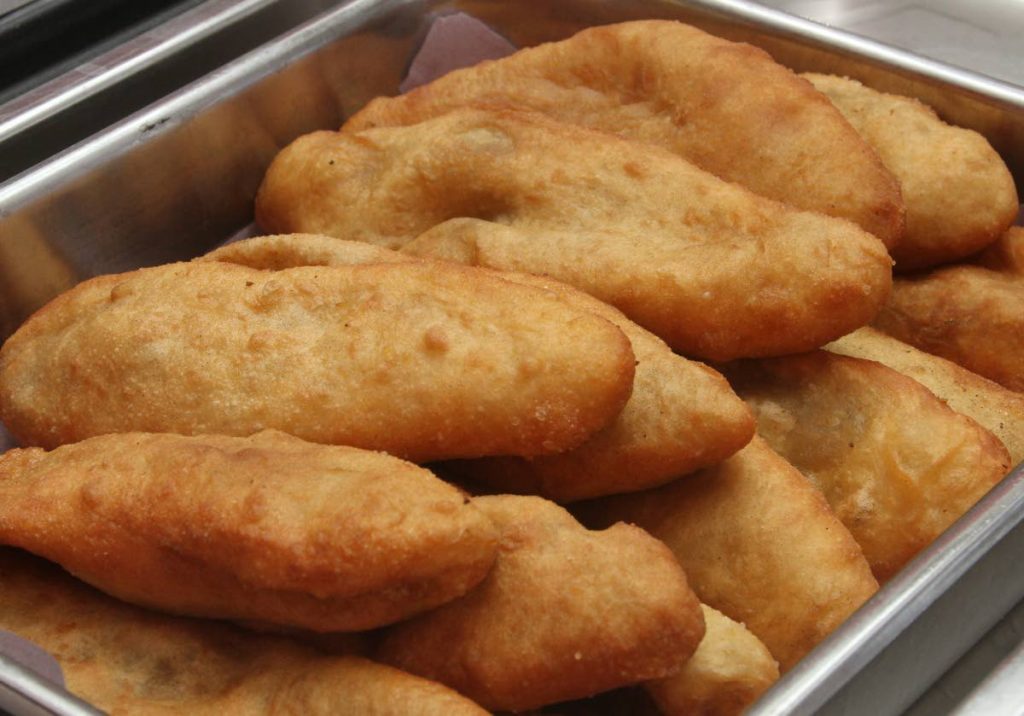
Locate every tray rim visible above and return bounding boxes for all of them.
[1,0,1023,713]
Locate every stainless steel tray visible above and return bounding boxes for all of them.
[0,0,359,183]
[0,0,1022,713]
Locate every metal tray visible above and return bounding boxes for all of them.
[0,0,1022,713]
[0,0,356,183]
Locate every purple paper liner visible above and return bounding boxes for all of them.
[400,12,516,93]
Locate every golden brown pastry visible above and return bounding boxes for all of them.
[576,437,878,671]
[976,225,1024,273]
[827,326,1024,466]
[202,233,421,269]
[442,266,755,501]
[0,259,634,458]
[874,228,1024,393]
[645,604,780,716]
[0,430,498,632]
[344,20,905,245]
[208,234,754,502]
[0,548,489,715]
[724,352,1011,580]
[376,495,704,712]
[257,109,893,361]
[804,73,1018,270]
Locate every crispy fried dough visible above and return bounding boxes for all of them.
[575,437,877,671]
[344,20,904,245]
[376,495,704,712]
[976,226,1024,273]
[203,233,420,269]
[404,216,890,361]
[0,260,634,457]
[873,247,1024,394]
[827,327,1024,466]
[443,268,755,501]
[257,109,892,360]
[0,431,498,632]
[724,352,1010,580]
[804,73,1018,270]
[645,605,779,716]
[209,234,754,501]
[0,548,488,715]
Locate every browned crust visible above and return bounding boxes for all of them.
[345,20,905,246]
[0,259,634,458]
[256,110,892,360]
[0,431,500,632]
[0,548,489,714]
[377,495,704,711]
[805,73,1018,270]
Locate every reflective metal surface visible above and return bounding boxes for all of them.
[0,655,103,716]
[0,0,272,137]
[755,0,1024,87]
[0,0,1023,713]
[0,0,419,337]
[0,0,205,107]
[0,0,37,15]
[907,599,1024,716]
[0,0,347,182]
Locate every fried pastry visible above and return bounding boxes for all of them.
[804,73,1018,270]
[0,548,488,715]
[443,266,755,501]
[724,352,1011,580]
[874,228,1024,393]
[344,20,904,245]
[575,437,878,671]
[376,495,704,712]
[257,109,892,360]
[0,430,498,632]
[976,225,1024,273]
[203,233,420,269]
[209,234,754,501]
[645,604,780,716]
[827,326,1024,466]
[0,259,634,457]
